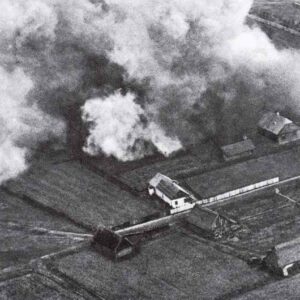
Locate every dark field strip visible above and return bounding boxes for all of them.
[216,196,289,220]
[0,189,84,233]
[6,161,158,229]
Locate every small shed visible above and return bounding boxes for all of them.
[186,205,229,237]
[264,237,300,276]
[92,228,135,259]
[148,173,194,209]
[221,139,255,161]
[258,112,300,144]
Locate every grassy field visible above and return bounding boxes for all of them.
[0,190,85,269]
[52,228,270,300]
[0,225,81,269]
[0,273,86,300]
[185,148,300,198]
[5,161,158,229]
[234,273,300,299]
[0,190,83,232]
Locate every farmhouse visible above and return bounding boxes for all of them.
[264,237,300,276]
[92,228,135,259]
[186,204,231,238]
[221,138,255,161]
[258,112,300,144]
[148,173,195,210]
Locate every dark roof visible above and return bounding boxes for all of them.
[258,112,292,135]
[157,179,188,200]
[93,229,133,252]
[273,237,300,268]
[221,139,255,157]
[188,205,219,231]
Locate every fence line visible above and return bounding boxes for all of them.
[196,177,279,206]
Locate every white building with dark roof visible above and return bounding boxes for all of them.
[258,112,300,144]
[148,173,195,212]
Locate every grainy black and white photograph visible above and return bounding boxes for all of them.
[1,0,300,299]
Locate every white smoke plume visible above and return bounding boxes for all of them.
[97,0,300,143]
[82,91,181,160]
[1,0,300,169]
[0,67,64,184]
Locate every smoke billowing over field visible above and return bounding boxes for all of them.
[1,0,300,182]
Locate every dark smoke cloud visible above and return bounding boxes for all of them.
[0,0,300,182]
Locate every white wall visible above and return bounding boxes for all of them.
[197,177,279,205]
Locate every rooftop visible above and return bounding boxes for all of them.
[273,237,300,268]
[93,228,133,252]
[188,205,219,231]
[150,173,189,200]
[221,139,255,157]
[258,112,292,135]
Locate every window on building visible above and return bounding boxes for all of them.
[174,201,178,206]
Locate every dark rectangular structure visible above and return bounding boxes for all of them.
[92,228,135,260]
[221,139,255,161]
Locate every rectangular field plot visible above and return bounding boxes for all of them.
[185,148,300,198]
[5,161,158,229]
[0,273,86,300]
[215,193,300,254]
[52,229,270,300]
[0,190,82,232]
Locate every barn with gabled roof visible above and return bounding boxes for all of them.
[258,112,300,144]
[92,228,135,259]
